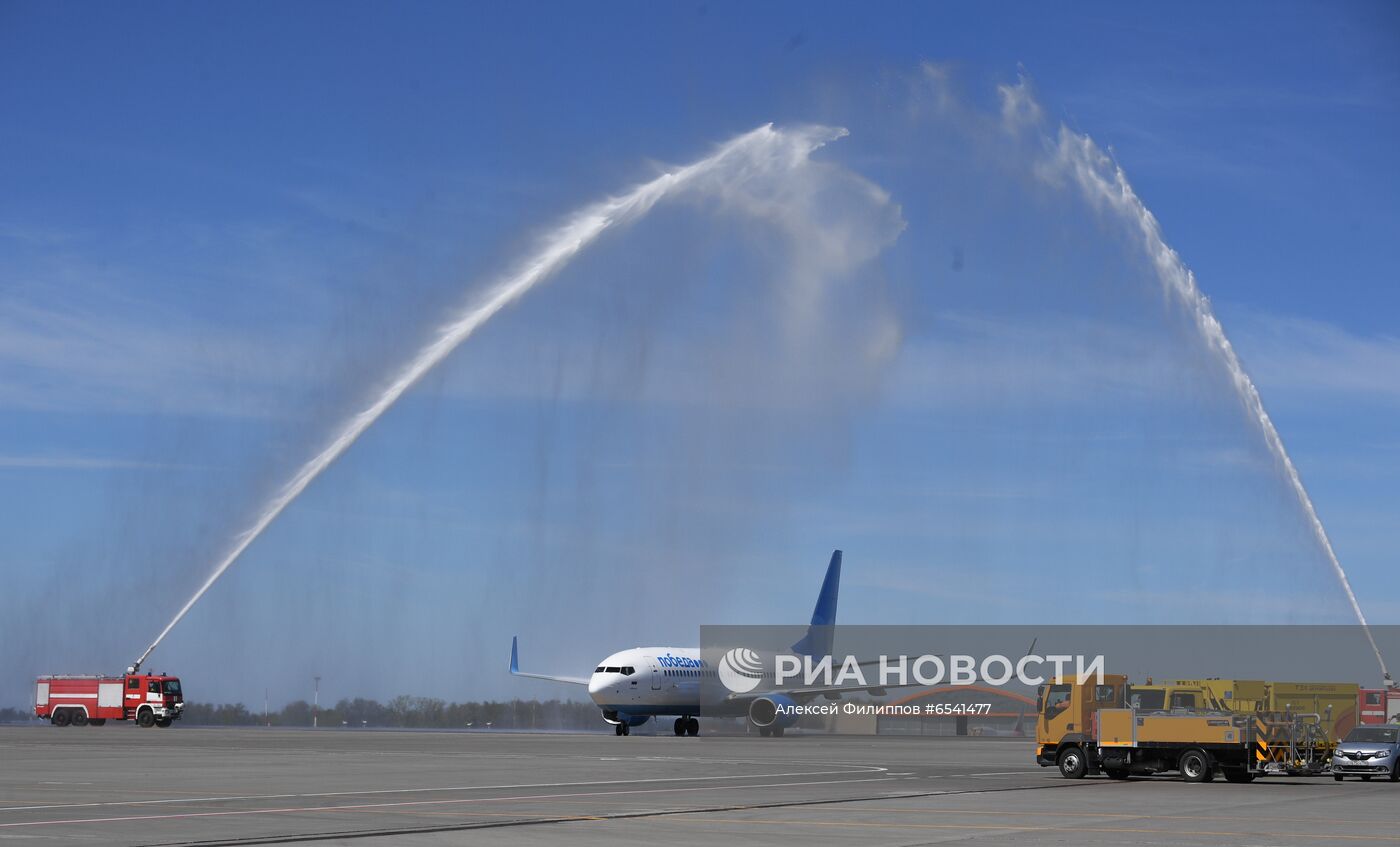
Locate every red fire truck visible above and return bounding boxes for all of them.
[1359,686,1400,726]
[35,672,185,727]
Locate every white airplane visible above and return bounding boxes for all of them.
[510,549,881,737]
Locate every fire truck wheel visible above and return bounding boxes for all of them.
[52,710,72,727]
[1057,746,1088,779]
[156,717,173,728]
[88,719,106,726]
[1179,749,1212,783]
[136,710,156,728]
[70,711,88,727]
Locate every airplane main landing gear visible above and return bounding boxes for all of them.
[674,717,700,737]
[615,723,630,736]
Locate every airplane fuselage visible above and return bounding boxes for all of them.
[588,647,711,722]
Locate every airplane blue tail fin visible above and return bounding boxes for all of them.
[791,550,841,658]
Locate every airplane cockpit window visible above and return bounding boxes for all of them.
[604,666,620,673]
[621,667,634,675]
[595,667,604,673]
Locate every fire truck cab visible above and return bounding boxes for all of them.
[1359,687,1400,725]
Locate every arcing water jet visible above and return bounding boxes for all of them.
[1041,122,1390,684]
[133,123,854,671]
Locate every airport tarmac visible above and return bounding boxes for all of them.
[1,725,1396,846]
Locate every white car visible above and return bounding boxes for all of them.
[1332,725,1400,782]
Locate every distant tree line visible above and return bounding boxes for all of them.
[2,699,603,730]
[179,697,603,730]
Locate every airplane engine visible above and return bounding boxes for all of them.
[748,694,801,730]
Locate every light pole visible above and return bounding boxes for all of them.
[313,676,321,728]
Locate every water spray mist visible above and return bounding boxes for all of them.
[1044,124,1391,684]
[132,123,850,671]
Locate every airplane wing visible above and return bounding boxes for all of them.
[509,637,590,686]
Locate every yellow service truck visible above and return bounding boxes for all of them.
[1130,679,1359,742]
[1036,675,1332,782]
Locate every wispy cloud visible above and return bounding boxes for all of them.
[1088,586,1359,624]
[885,311,1190,408]
[402,305,1400,421]
[0,296,311,417]
[0,221,82,246]
[0,454,202,471]
[1231,313,1400,403]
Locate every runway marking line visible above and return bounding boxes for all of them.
[0,766,886,814]
[840,806,1365,825]
[0,776,900,830]
[658,814,1400,842]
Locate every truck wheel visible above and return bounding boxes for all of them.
[156,717,173,728]
[1179,749,1212,783]
[52,710,71,727]
[70,711,88,727]
[137,710,156,728]
[1104,768,1130,780]
[1057,746,1088,779]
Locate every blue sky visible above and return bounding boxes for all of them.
[2,1,1398,706]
